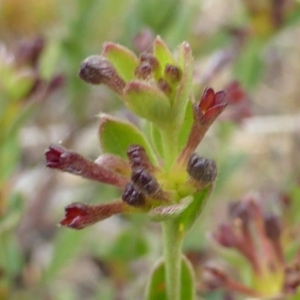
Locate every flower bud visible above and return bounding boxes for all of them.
[134,61,152,79]
[157,78,172,95]
[127,144,155,171]
[264,213,281,240]
[79,55,126,95]
[164,64,182,84]
[187,154,217,185]
[193,88,227,125]
[60,202,126,229]
[131,167,160,196]
[16,36,44,67]
[213,223,237,248]
[45,145,128,189]
[122,183,145,207]
[228,201,251,225]
[140,53,160,72]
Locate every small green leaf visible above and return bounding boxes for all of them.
[99,113,156,162]
[170,42,193,128]
[177,99,193,152]
[145,256,195,300]
[148,197,192,222]
[153,37,175,72]
[123,80,171,128]
[102,42,139,82]
[178,186,212,232]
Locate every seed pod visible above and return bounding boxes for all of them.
[122,183,145,207]
[187,154,217,185]
[131,167,160,196]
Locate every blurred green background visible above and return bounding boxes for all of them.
[1,0,300,299]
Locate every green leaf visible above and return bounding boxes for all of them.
[99,113,156,162]
[102,42,139,82]
[170,41,193,128]
[178,186,212,232]
[153,37,176,72]
[177,98,193,152]
[123,80,171,128]
[145,256,195,300]
[148,197,192,222]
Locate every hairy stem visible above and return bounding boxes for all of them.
[162,220,183,300]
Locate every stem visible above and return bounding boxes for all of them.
[162,220,183,300]
[161,128,179,170]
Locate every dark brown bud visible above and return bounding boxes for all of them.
[134,61,152,79]
[127,144,154,171]
[140,53,160,72]
[164,64,182,83]
[131,167,160,196]
[78,55,126,95]
[187,154,217,185]
[264,213,281,240]
[122,183,145,207]
[157,78,172,95]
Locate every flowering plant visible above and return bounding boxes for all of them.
[45,37,229,300]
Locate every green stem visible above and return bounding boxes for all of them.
[162,220,183,300]
[161,127,179,170]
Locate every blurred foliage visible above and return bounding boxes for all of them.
[1,0,300,299]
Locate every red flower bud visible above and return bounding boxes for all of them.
[60,202,127,229]
[197,88,227,124]
[45,145,128,189]
[177,87,227,165]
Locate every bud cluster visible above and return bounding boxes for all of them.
[209,194,300,298]
[45,37,227,232]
